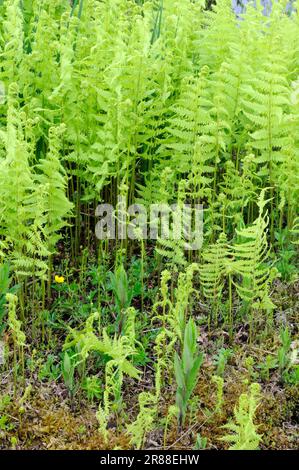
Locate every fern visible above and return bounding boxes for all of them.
[232,190,277,314]
[278,77,299,228]
[35,125,73,254]
[0,0,24,85]
[162,68,212,175]
[221,383,262,450]
[0,84,49,279]
[126,392,157,449]
[212,375,225,415]
[64,312,141,418]
[200,233,230,323]
[6,293,25,348]
[240,7,290,219]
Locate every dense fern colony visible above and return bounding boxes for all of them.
[0,0,298,451]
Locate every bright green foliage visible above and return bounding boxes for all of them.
[109,264,134,333]
[96,404,109,445]
[152,270,175,397]
[0,263,18,334]
[153,285,175,396]
[6,293,25,348]
[64,314,140,380]
[172,263,199,342]
[109,264,133,314]
[232,190,277,312]
[212,375,225,414]
[241,37,290,187]
[174,318,204,428]
[0,0,297,451]
[35,125,73,254]
[61,351,75,397]
[162,68,212,176]
[0,0,24,85]
[0,84,49,278]
[64,312,141,418]
[126,392,157,449]
[82,376,102,402]
[200,233,230,306]
[194,433,208,450]
[221,383,262,450]
[6,293,26,394]
[153,265,199,397]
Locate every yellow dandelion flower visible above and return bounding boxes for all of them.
[55,275,65,284]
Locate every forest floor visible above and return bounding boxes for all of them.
[1,271,298,450]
